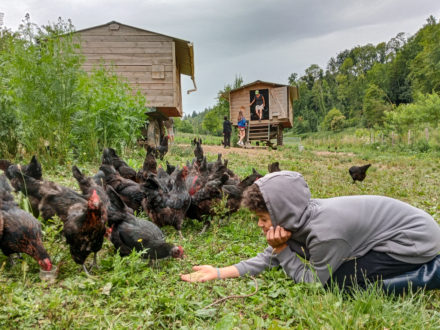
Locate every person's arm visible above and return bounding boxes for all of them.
[276,239,351,284]
[262,95,266,107]
[180,246,277,282]
[181,265,239,282]
[234,246,279,276]
[249,98,255,106]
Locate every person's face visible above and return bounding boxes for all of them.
[256,211,273,235]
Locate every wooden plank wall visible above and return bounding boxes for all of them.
[269,87,288,119]
[77,24,176,109]
[289,93,294,127]
[230,83,292,126]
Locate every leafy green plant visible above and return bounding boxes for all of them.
[321,108,346,131]
[72,66,146,161]
[0,16,147,164]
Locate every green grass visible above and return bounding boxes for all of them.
[1,138,440,328]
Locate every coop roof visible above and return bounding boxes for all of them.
[229,80,287,93]
[73,21,195,80]
[225,80,299,102]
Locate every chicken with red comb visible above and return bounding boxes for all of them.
[0,175,53,272]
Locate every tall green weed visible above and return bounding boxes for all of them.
[0,16,146,164]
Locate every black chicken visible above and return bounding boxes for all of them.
[5,165,76,221]
[106,187,184,259]
[102,148,137,182]
[2,156,43,217]
[157,136,169,160]
[166,161,176,175]
[100,164,145,212]
[142,167,190,238]
[72,165,110,214]
[186,173,230,233]
[222,168,263,213]
[136,147,158,183]
[268,162,281,173]
[0,159,12,172]
[349,164,371,183]
[6,167,107,274]
[0,156,42,181]
[193,138,204,166]
[0,175,52,271]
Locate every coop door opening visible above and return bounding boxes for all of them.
[249,89,269,121]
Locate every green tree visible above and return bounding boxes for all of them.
[321,108,346,131]
[363,84,392,128]
[409,16,440,94]
[174,117,193,133]
[200,75,243,135]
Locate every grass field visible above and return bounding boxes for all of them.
[1,136,440,329]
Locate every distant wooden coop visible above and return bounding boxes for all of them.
[228,81,299,146]
[72,21,196,147]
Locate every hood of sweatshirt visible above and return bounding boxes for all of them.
[255,171,311,232]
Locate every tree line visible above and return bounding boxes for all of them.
[289,15,440,137]
[183,16,440,144]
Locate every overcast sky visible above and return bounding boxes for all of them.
[1,0,439,115]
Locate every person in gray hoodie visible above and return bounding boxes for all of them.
[181,171,440,291]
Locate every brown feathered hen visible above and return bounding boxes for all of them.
[0,175,52,271]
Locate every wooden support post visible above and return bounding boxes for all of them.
[407,129,411,145]
[391,131,395,146]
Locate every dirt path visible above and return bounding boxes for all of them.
[179,144,355,158]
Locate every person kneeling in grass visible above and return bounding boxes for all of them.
[181,171,440,293]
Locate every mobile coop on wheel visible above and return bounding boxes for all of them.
[227,80,299,147]
[72,21,196,148]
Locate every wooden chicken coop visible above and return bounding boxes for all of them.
[228,80,299,146]
[72,21,196,147]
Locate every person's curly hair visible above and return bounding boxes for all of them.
[241,183,268,213]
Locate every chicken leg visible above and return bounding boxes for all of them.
[199,221,210,235]
[90,252,100,270]
[82,264,91,276]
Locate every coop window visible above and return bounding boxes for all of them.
[152,65,165,79]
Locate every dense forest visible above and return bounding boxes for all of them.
[181,16,440,143]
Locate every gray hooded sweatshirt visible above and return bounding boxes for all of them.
[234,171,440,284]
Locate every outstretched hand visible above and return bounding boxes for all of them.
[181,265,217,282]
[266,226,291,249]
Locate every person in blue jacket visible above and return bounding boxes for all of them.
[181,171,440,294]
[237,107,247,147]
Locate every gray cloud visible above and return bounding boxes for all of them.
[1,0,439,113]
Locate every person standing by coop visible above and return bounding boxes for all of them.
[249,90,265,122]
[164,118,174,144]
[222,116,232,148]
[237,108,247,147]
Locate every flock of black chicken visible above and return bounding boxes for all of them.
[0,139,264,276]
